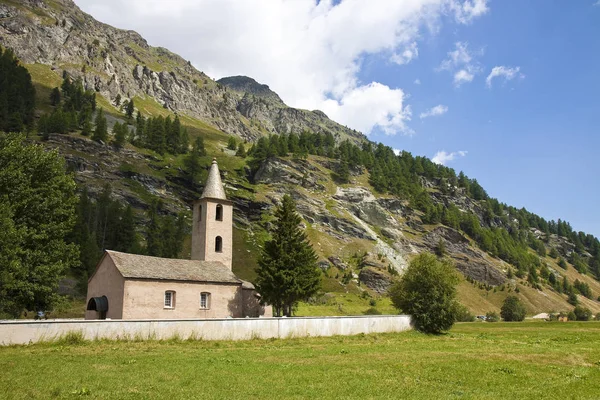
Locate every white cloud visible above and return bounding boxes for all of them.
[486,66,525,88]
[432,150,467,165]
[393,148,402,156]
[449,0,489,24]
[75,0,489,135]
[438,41,483,86]
[414,78,421,85]
[391,42,419,65]
[322,82,413,135]
[420,104,448,119]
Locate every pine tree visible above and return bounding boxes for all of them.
[81,110,92,136]
[113,122,126,148]
[236,142,246,158]
[227,136,237,150]
[255,194,320,317]
[92,108,107,142]
[126,98,135,118]
[50,87,61,106]
[145,199,163,257]
[183,137,205,185]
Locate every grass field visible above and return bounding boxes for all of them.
[1,322,599,399]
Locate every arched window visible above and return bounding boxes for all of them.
[164,291,176,308]
[200,292,211,309]
[215,236,222,252]
[197,204,202,222]
[216,204,223,221]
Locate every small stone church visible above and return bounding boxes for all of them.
[85,159,271,320]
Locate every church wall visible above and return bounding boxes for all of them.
[121,280,243,319]
[85,257,125,320]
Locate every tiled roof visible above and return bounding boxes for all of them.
[106,250,240,284]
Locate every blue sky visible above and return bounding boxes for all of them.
[77,0,600,237]
[364,1,600,237]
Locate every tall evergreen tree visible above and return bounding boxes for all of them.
[126,98,135,118]
[92,108,107,142]
[255,195,320,317]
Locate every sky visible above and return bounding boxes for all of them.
[75,0,600,238]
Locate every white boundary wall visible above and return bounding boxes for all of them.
[0,315,411,345]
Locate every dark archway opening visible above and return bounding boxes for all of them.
[87,296,109,320]
[216,204,223,221]
[215,236,223,252]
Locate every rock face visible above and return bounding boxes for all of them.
[359,268,392,294]
[421,226,506,285]
[0,0,366,144]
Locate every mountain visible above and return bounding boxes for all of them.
[217,76,284,104]
[1,0,599,317]
[0,0,364,143]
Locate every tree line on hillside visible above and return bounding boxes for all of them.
[247,133,600,284]
[70,186,188,289]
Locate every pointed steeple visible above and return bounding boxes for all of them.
[200,158,227,200]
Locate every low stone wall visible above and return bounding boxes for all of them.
[0,315,412,345]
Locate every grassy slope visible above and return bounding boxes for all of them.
[23,63,600,319]
[1,322,599,399]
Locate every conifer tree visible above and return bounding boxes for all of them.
[183,137,205,185]
[255,194,320,317]
[92,108,107,142]
[50,87,61,106]
[126,98,135,118]
[113,122,126,148]
[236,142,246,158]
[145,199,163,257]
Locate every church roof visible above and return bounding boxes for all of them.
[105,250,241,284]
[200,158,227,200]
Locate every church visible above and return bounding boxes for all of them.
[85,159,272,320]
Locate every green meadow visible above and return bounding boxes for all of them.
[1,321,599,399]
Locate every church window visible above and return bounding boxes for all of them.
[216,204,223,221]
[200,292,211,309]
[198,204,202,222]
[164,291,175,308]
[215,236,223,252]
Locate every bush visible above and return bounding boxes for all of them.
[454,304,475,322]
[389,253,459,334]
[500,296,526,322]
[573,306,592,321]
[596,313,600,321]
[364,307,382,315]
[567,292,578,306]
[485,311,500,322]
[567,311,577,321]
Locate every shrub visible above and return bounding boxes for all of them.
[500,296,526,322]
[573,306,592,321]
[567,292,578,306]
[389,253,459,334]
[567,311,577,321]
[485,311,500,322]
[454,304,475,322]
[596,313,600,321]
[364,307,382,315]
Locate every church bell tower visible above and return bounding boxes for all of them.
[191,158,233,269]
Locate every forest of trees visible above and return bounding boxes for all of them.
[246,133,600,284]
[69,186,188,289]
